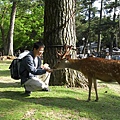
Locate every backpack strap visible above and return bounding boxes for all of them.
[19,55,30,76]
[37,56,41,68]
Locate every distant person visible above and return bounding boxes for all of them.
[20,41,53,96]
[90,52,96,57]
[105,53,111,60]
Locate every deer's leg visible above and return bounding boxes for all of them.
[93,79,98,102]
[87,77,92,102]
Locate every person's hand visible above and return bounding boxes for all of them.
[41,63,53,73]
[41,63,50,69]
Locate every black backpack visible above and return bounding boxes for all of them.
[9,51,30,80]
[9,59,22,80]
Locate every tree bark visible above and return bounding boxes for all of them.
[44,0,87,87]
[7,1,17,56]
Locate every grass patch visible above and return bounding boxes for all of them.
[0,60,11,76]
[0,61,120,120]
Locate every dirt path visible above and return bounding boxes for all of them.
[107,83,120,94]
[97,80,120,94]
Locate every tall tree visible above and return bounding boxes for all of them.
[75,0,97,54]
[103,0,119,52]
[8,1,17,55]
[0,0,11,55]
[44,0,87,87]
[97,0,103,54]
[82,0,96,54]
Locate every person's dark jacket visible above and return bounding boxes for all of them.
[20,51,46,85]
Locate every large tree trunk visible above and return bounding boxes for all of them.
[44,0,87,87]
[7,1,17,56]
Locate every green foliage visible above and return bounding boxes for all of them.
[0,0,12,48]
[14,1,44,51]
[0,0,44,52]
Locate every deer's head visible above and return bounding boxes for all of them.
[53,59,70,69]
[53,44,74,69]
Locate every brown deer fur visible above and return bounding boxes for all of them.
[54,57,120,101]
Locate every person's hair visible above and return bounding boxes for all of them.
[33,41,45,50]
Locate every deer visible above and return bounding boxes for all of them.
[53,45,120,102]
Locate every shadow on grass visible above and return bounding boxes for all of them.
[0,82,20,88]
[0,70,10,77]
[0,89,120,120]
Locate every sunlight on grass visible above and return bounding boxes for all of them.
[0,60,120,120]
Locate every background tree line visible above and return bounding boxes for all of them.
[0,0,120,55]
[76,0,120,55]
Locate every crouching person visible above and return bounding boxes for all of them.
[20,41,53,96]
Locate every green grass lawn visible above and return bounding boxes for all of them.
[0,60,120,120]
